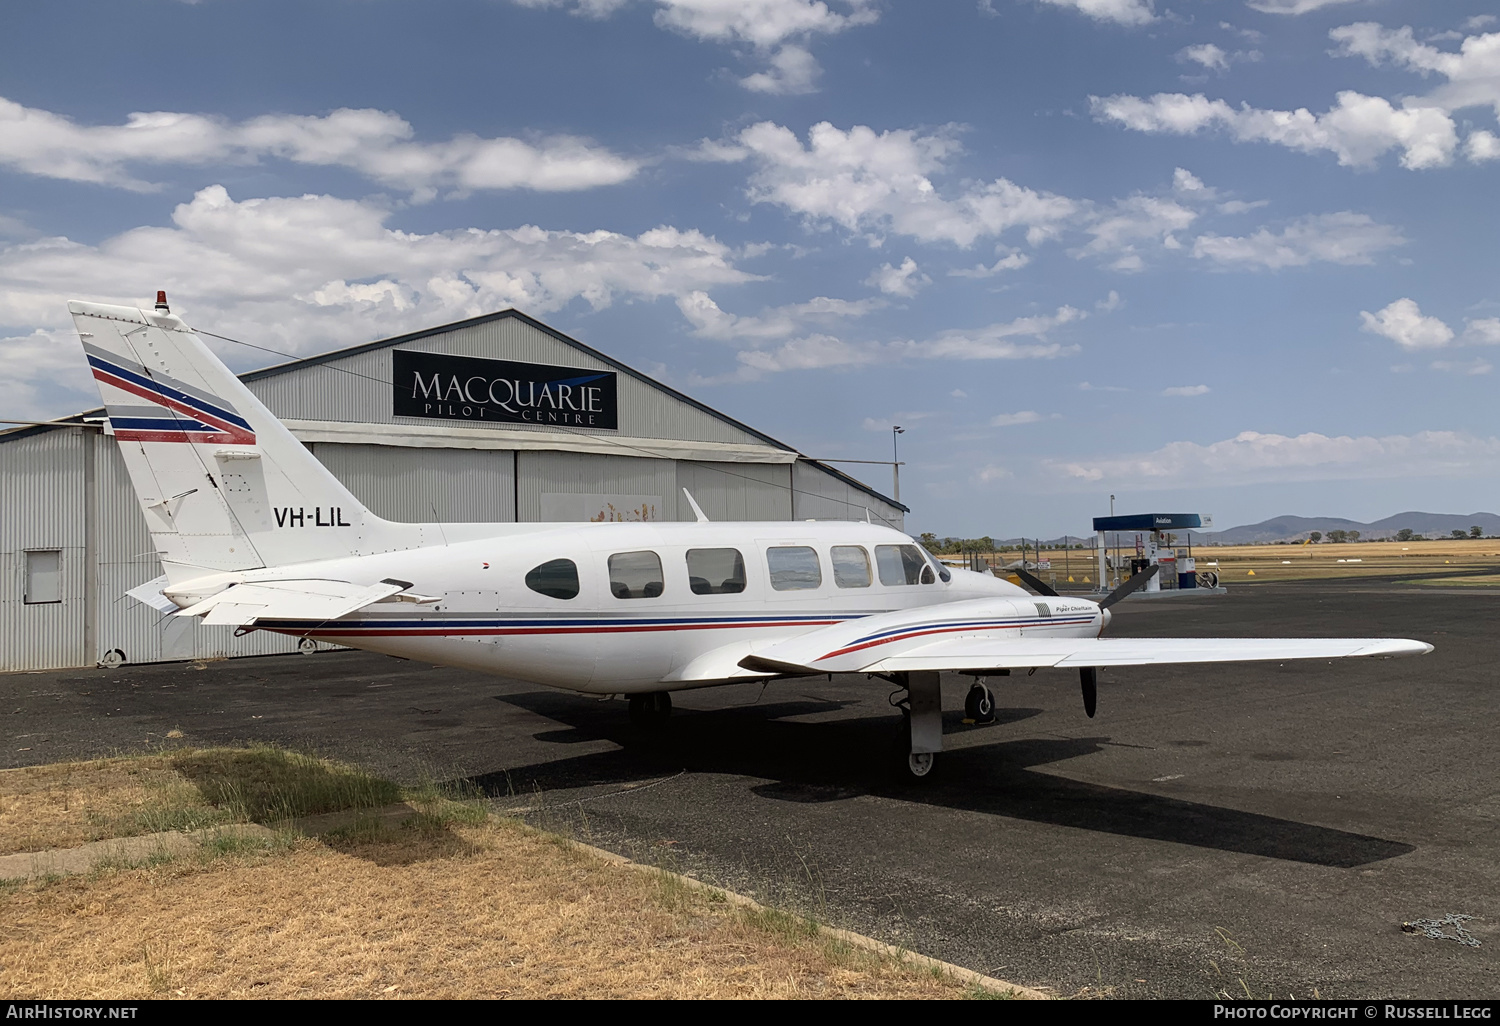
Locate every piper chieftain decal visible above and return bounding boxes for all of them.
[73,293,1433,780]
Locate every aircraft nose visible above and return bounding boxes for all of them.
[1101,606,1112,630]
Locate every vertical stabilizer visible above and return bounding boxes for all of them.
[70,299,380,583]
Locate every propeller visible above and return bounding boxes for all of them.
[1076,565,1160,717]
[1012,567,1058,597]
[1098,563,1158,610]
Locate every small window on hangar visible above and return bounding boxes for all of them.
[25,550,62,604]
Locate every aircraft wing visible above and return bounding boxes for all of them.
[175,578,434,626]
[731,597,1432,677]
[858,636,1432,673]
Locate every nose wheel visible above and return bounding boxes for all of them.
[964,682,997,724]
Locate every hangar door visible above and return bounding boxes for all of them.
[311,443,517,523]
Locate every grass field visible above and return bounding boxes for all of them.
[0,749,1014,1000]
[970,539,1500,588]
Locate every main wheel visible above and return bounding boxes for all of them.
[628,691,672,728]
[964,683,996,724]
[906,751,936,778]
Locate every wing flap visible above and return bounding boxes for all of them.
[863,636,1434,673]
[177,578,410,626]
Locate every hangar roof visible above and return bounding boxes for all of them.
[1,307,907,513]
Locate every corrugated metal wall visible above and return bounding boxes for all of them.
[792,461,905,530]
[677,461,792,522]
[516,451,678,522]
[311,443,516,523]
[0,431,87,671]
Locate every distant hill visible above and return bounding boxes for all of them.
[922,511,1500,551]
[1208,512,1500,545]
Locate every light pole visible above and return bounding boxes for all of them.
[1110,493,1115,517]
[892,425,905,503]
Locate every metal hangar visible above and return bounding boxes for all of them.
[0,309,905,671]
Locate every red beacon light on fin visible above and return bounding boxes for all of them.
[154,290,169,313]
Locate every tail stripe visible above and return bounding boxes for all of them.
[82,342,254,432]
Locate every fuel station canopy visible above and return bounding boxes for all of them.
[1091,513,1213,533]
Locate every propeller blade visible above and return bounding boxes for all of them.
[1080,666,1097,718]
[1099,564,1159,610]
[1013,567,1058,597]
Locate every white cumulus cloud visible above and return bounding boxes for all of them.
[0,328,96,422]
[722,305,1085,379]
[1092,89,1459,169]
[1358,298,1455,350]
[1029,0,1156,27]
[0,97,638,198]
[1179,44,1230,72]
[514,1,878,94]
[865,257,931,297]
[675,290,881,340]
[1177,44,1261,74]
[1468,130,1500,162]
[991,410,1044,426]
[0,185,762,418]
[1466,318,1500,345]
[1431,358,1492,376]
[1331,22,1500,118]
[1246,0,1361,14]
[1191,212,1404,268]
[734,120,1079,248]
[1053,429,1500,486]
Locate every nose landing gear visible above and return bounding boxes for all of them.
[964,682,996,724]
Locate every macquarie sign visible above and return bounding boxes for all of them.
[392,350,618,429]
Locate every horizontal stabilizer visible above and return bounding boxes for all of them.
[176,578,430,626]
[125,575,177,614]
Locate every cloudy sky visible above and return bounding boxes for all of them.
[2,0,1498,536]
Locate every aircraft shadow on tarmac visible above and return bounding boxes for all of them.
[470,691,1414,870]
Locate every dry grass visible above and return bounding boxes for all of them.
[0,751,999,1000]
[0,749,404,857]
[0,759,224,856]
[1188,539,1500,585]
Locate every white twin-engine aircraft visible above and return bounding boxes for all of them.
[73,297,1432,779]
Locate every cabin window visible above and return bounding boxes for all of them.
[24,550,62,604]
[686,548,746,595]
[831,545,871,588]
[609,550,665,599]
[875,544,934,586]
[525,558,579,600]
[767,546,821,591]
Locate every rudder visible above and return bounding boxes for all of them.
[71,298,383,583]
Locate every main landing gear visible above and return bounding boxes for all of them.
[628,691,672,729]
[890,670,943,781]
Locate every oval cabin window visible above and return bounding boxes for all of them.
[525,558,580,600]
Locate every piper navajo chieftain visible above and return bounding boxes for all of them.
[73,296,1433,778]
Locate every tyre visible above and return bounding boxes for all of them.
[964,683,996,724]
